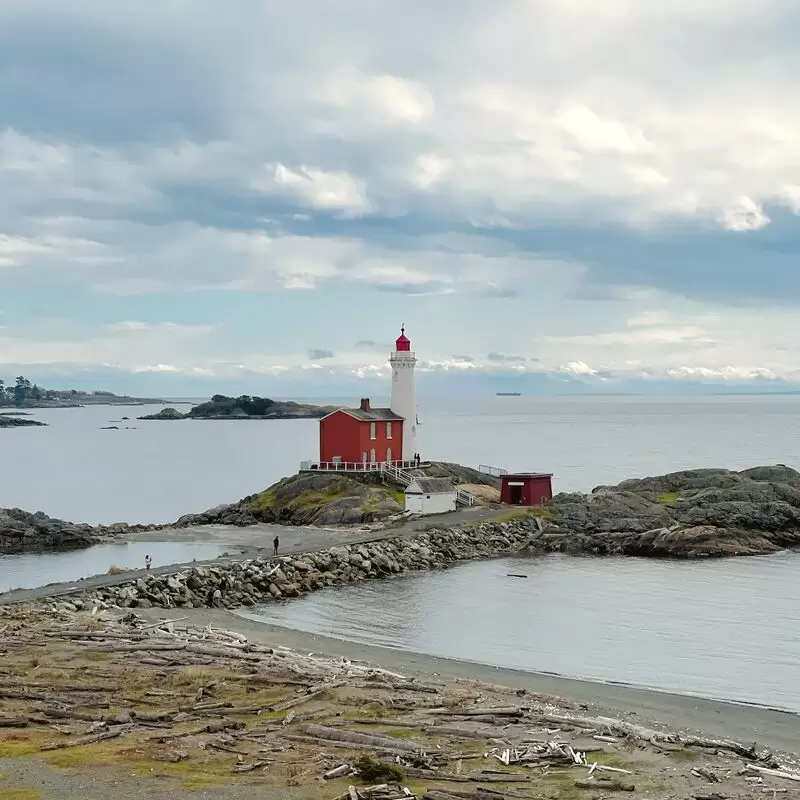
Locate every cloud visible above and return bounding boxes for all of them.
[262,164,371,216]
[308,348,334,360]
[3,1,800,390]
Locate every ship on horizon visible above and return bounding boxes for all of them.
[496,391,521,396]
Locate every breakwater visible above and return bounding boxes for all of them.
[72,524,531,611]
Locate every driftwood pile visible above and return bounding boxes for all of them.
[3,606,800,799]
[0,609,439,769]
[336,785,416,800]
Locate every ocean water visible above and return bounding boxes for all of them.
[1,394,799,525]
[242,551,800,713]
[0,541,232,594]
[2,394,800,709]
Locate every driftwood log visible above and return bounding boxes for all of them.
[300,723,424,754]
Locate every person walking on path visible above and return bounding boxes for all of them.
[144,554,152,571]
[273,536,280,557]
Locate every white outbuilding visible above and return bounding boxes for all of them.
[404,477,457,515]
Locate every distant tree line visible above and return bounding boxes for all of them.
[0,376,46,405]
[0,376,99,406]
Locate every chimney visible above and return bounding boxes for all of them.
[359,398,371,411]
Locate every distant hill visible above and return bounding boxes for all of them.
[139,394,339,421]
[0,376,165,408]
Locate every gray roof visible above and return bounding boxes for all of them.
[339,407,404,422]
[406,477,456,494]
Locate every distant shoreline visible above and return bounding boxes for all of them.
[0,399,180,409]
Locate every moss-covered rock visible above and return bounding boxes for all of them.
[175,472,405,529]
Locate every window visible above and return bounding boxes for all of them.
[370,448,376,463]
[386,421,393,438]
[369,422,376,440]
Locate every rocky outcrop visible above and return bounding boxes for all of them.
[138,407,185,420]
[174,473,405,528]
[411,462,501,488]
[524,465,800,558]
[0,416,46,427]
[0,509,98,553]
[0,510,162,555]
[173,463,498,530]
[82,525,531,610]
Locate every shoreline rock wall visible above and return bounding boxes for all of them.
[80,525,530,611]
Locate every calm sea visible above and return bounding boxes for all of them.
[241,550,800,713]
[2,394,800,709]
[0,395,798,525]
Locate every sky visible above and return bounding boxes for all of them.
[2,0,800,397]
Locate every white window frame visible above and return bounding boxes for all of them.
[369,421,376,440]
[386,421,393,438]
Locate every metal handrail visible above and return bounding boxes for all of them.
[300,460,421,473]
[479,464,508,477]
[456,488,475,506]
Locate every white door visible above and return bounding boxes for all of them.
[370,448,376,463]
[386,447,392,464]
[362,451,367,465]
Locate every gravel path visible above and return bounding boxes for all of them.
[0,757,308,799]
[0,505,499,606]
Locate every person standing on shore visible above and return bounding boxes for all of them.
[145,554,152,571]
[273,536,279,557]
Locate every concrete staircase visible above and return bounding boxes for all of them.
[380,462,476,507]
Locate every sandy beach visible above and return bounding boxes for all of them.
[195,608,800,756]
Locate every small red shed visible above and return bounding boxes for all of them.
[500,473,553,506]
[319,398,404,467]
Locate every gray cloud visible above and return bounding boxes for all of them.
[3,0,800,388]
[308,349,334,360]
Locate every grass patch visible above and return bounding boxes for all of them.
[387,487,405,505]
[533,767,582,800]
[468,507,544,525]
[0,790,41,800]
[585,751,634,769]
[666,748,701,762]
[0,740,40,758]
[106,565,127,575]
[658,491,680,505]
[286,489,347,512]
[83,651,111,662]
[247,489,276,516]
[181,774,226,791]
[361,487,402,515]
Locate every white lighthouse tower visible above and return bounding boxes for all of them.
[390,326,418,463]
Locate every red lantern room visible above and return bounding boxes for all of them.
[395,327,411,352]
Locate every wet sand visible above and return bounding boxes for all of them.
[152,607,800,759]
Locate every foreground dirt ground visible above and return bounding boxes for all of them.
[0,602,797,800]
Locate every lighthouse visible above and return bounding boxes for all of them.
[390,326,418,462]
